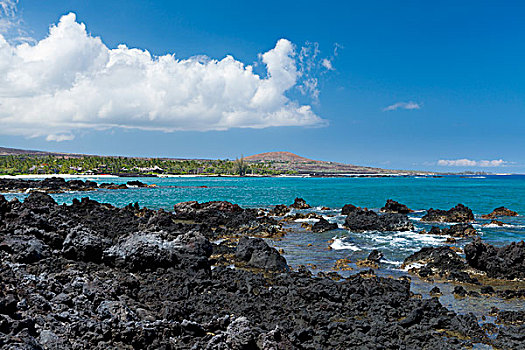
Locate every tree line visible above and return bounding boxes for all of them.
[0,155,297,176]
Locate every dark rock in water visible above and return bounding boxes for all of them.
[344,209,414,232]
[380,199,413,214]
[464,237,525,280]
[311,218,338,233]
[453,286,467,297]
[480,286,495,295]
[268,204,290,216]
[173,200,284,238]
[367,249,384,263]
[483,220,505,227]
[235,237,288,272]
[421,204,474,223]
[429,286,442,296]
[99,182,128,189]
[445,223,477,237]
[426,224,477,238]
[497,310,525,325]
[127,180,148,187]
[341,203,358,215]
[482,206,519,219]
[289,197,311,209]
[0,177,99,193]
[402,246,467,273]
[174,200,243,221]
[449,271,480,285]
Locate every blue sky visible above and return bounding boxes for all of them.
[1,0,524,172]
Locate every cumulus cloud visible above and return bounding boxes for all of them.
[437,159,509,167]
[383,101,421,112]
[0,13,328,141]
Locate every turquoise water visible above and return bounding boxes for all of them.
[3,175,524,267]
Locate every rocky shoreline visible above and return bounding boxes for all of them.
[0,184,524,349]
[0,177,153,194]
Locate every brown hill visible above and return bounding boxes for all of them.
[245,151,419,175]
[244,151,318,163]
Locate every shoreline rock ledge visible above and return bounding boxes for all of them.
[421,204,474,223]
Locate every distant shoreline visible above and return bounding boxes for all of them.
[1,173,518,180]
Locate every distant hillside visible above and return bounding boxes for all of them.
[245,151,319,163]
[245,151,421,175]
[0,147,59,156]
[1,146,432,176]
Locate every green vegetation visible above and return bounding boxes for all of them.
[233,156,248,176]
[0,155,285,176]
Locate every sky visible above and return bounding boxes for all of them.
[0,0,524,173]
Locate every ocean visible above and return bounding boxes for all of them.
[3,175,524,268]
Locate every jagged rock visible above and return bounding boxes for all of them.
[311,218,338,233]
[102,232,210,272]
[344,209,414,232]
[426,224,477,238]
[268,204,290,216]
[235,237,288,272]
[429,286,442,296]
[99,183,128,189]
[127,180,148,187]
[464,238,525,280]
[367,249,384,262]
[483,220,505,227]
[289,197,311,209]
[380,199,413,214]
[402,246,467,273]
[341,203,358,215]
[482,207,519,219]
[62,225,111,263]
[421,204,474,223]
[0,178,98,193]
[453,286,467,297]
[0,186,515,349]
[0,236,50,263]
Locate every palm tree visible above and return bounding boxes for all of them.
[233,155,248,176]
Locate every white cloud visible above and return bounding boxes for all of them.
[321,58,333,70]
[383,101,421,111]
[0,13,328,141]
[437,159,509,167]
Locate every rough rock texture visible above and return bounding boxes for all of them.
[127,180,149,188]
[421,204,474,223]
[268,204,291,216]
[235,237,289,272]
[482,207,519,219]
[0,177,118,193]
[173,200,284,238]
[367,249,384,263]
[289,197,311,209]
[344,209,414,232]
[464,238,525,280]
[402,246,467,275]
[380,199,413,214]
[341,203,358,215]
[426,224,478,238]
[311,218,338,233]
[0,192,519,349]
